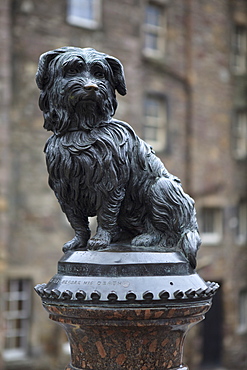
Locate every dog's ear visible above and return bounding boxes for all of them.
[36,49,65,90]
[105,56,127,96]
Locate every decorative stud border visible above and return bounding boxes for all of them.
[34,281,219,303]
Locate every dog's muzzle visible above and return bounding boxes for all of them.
[66,80,100,106]
[84,82,99,92]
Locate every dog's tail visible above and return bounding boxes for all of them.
[150,177,201,268]
[177,214,201,269]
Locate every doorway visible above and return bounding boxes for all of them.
[201,282,223,366]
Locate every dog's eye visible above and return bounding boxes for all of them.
[94,71,105,78]
[63,66,82,77]
[67,68,79,75]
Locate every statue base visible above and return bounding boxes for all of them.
[35,246,219,369]
[44,301,210,370]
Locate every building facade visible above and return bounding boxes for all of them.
[0,0,246,369]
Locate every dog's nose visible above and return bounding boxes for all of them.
[84,83,99,91]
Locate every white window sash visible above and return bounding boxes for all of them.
[143,3,166,55]
[233,112,247,159]
[67,0,101,29]
[144,96,167,151]
[3,279,31,359]
[232,26,247,74]
[238,290,247,333]
[200,208,223,245]
[237,201,247,244]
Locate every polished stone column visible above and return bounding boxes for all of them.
[45,302,210,370]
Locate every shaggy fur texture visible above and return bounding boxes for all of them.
[36,46,201,268]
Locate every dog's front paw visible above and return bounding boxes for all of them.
[131,233,161,247]
[62,236,87,253]
[87,229,111,251]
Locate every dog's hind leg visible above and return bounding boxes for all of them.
[131,221,162,247]
[61,206,91,253]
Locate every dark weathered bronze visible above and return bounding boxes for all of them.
[35,47,219,370]
[35,249,219,304]
[36,46,200,269]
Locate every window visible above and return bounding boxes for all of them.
[233,111,247,160]
[200,207,223,244]
[143,2,166,56]
[144,94,167,152]
[3,279,32,360]
[239,289,247,333]
[67,0,101,29]
[232,25,247,74]
[236,200,247,244]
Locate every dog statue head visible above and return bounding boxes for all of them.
[36,47,127,135]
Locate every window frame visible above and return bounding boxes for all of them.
[232,110,247,160]
[232,24,247,75]
[236,200,247,245]
[3,278,32,361]
[199,207,223,245]
[143,93,168,152]
[67,0,102,30]
[143,1,167,57]
[239,289,247,333]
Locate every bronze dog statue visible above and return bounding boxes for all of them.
[36,46,201,268]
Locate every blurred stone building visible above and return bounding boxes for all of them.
[0,0,246,369]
